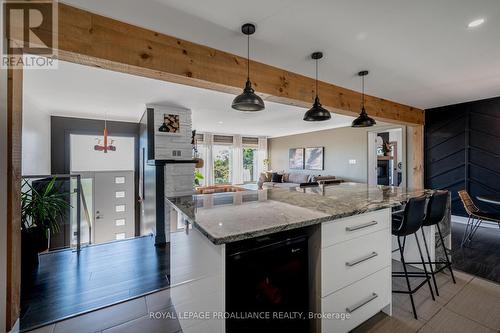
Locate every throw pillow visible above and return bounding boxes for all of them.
[271,172,283,183]
[282,173,290,183]
[265,171,273,182]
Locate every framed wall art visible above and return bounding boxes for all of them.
[305,147,324,170]
[289,148,304,169]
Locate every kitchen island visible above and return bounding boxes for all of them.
[165,183,450,333]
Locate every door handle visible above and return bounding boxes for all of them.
[346,252,378,267]
[346,293,378,313]
[346,221,378,232]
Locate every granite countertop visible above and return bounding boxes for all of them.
[166,182,435,245]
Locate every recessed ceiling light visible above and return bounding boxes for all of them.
[468,18,485,28]
[218,121,223,124]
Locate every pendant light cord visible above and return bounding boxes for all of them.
[361,75,365,109]
[315,58,319,98]
[247,34,250,81]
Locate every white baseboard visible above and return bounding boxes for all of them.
[452,215,499,229]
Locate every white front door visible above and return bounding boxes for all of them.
[93,171,135,243]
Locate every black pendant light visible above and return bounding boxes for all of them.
[232,23,265,112]
[352,70,376,127]
[303,52,331,121]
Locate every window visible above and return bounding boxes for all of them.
[115,176,125,184]
[213,145,232,184]
[115,191,125,198]
[70,134,135,172]
[243,148,258,183]
[242,137,259,145]
[115,233,126,240]
[115,218,126,226]
[196,132,266,186]
[213,135,234,144]
[115,204,126,212]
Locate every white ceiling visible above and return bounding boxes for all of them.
[60,0,500,109]
[24,60,356,137]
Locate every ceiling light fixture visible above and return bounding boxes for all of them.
[468,18,485,28]
[352,70,376,127]
[94,118,116,153]
[303,52,331,121]
[232,23,265,112]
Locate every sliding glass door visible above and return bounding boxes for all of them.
[243,148,258,183]
[213,145,232,184]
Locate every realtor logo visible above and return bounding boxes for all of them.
[2,0,58,69]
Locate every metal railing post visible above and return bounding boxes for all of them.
[76,175,81,252]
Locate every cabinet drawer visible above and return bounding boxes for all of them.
[322,209,390,248]
[321,228,391,296]
[321,266,391,333]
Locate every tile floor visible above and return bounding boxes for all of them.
[354,270,500,333]
[26,268,500,333]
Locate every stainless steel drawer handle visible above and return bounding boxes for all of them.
[346,293,378,313]
[345,252,378,267]
[345,221,378,232]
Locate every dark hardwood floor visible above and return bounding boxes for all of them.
[20,235,170,332]
[451,221,500,283]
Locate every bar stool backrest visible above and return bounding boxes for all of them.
[458,190,479,215]
[398,196,427,236]
[424,190,449,226]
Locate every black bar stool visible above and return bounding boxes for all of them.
[407,191,456,296]
[392,196,435,320]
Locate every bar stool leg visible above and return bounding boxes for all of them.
[467,219,483,244]
[398,236,418,320]
[421,227,439,296]
[461,216,472,248]
[415,233,436,301]
[437,224,456,284]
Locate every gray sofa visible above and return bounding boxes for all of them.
[258,172,340,189]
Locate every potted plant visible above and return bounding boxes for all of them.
[21,177,70,267]
[383,142,392,156]
[194,170,204,186]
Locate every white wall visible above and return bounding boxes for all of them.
[70,134,135,172]
[22,97,51,175]
[269,125,404,183]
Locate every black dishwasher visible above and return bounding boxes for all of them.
[226,229,309,333]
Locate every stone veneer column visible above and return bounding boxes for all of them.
[145,105,195,246]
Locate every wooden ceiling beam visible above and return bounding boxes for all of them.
[48,3,424,125]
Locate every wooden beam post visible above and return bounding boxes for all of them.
[38,3,424,125]
[407,125,424,190]
[6,67,22,331]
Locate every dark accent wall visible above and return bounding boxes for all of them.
[138,110,159,239]
[425,96,500,217]
[50,116,141,235]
